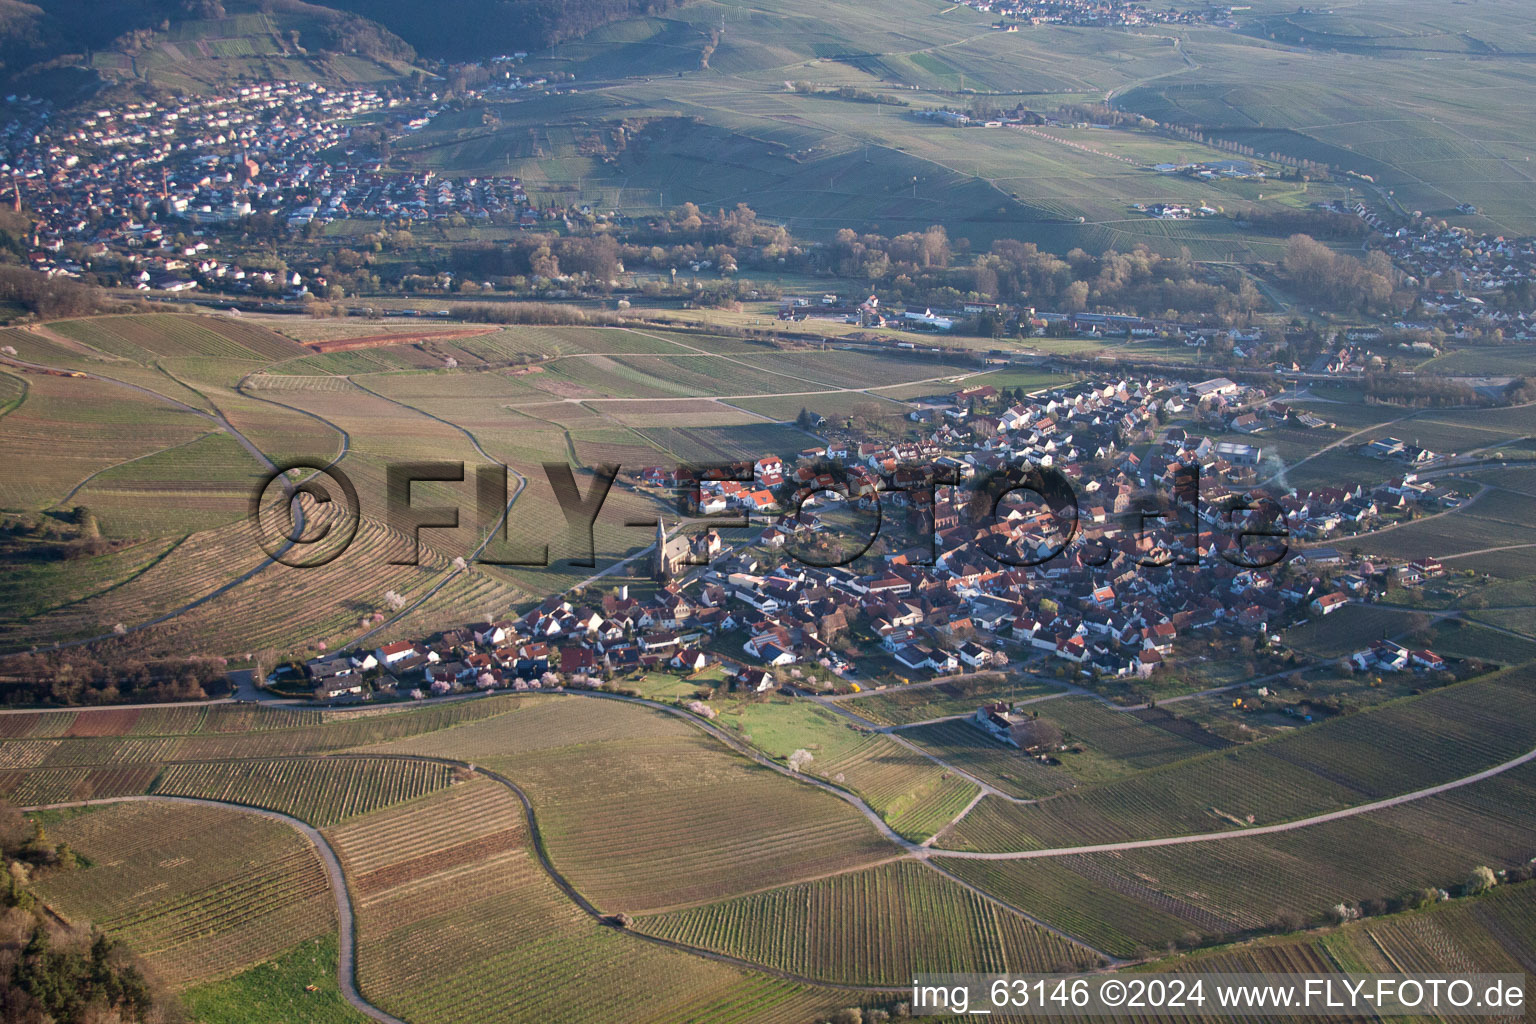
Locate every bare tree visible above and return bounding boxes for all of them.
[1009,717,1063,751]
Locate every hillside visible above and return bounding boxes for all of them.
[320,0,689,58]
[0,0,416,96]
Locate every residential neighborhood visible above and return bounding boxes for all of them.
[288,371,1457,703]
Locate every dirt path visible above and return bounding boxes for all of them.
[56,430,220,505]
[15,687,1535,977]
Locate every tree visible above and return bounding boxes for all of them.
[1465,865,1497,895]
[787,749,814,773]
[1009,717,1062,751]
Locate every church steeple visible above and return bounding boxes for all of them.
[654,517,669,581]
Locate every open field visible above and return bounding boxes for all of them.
[30,801,335,987]
[182,934,368,1024]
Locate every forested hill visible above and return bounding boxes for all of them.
[320,0,686,57]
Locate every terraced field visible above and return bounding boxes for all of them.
[637,859,1100,984]
[324,776,864,1024]
[30,801,335,986]
[366,698,895,913]
[153,757,456,826]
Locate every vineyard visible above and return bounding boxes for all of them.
[636,859,1100,984]
[323,776,857,1024]
[1008,759,1536,934]
[843,676,1064,727]
[0,369,211,511]
[152,757,455,826]
[30,800,335,986]
[704,697,980,839]
[1340,884,1536,977]
[940,670,1536,853]
[0,764,160,804]
[807,732,980,841]
[488,729,895,914]
[1046,698,1217,767]
[1166,882,1536,991]
[48,315,302,362]
[942,857,1223,960]
[903,720,1078,799]
[362,697,896,912]
[0,694,522,770]
[353,693,681,759]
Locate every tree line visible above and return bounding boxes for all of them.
[0,652,229,707]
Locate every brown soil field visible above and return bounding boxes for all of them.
[308,327,501,353]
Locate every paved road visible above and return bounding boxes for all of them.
[15,686,1536,980]
[928,741,1536,861]
[20,795,409,1024]
[22,761,916,1000]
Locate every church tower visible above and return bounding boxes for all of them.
[653,517,691,582]
[653,518,669,581]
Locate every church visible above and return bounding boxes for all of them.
[653,518,693,582]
